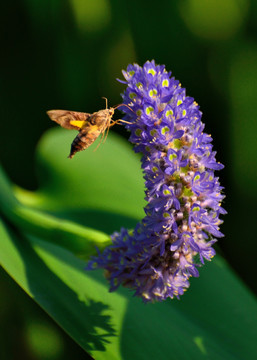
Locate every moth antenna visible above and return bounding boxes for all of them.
[102,97,108,109]
[113,103,135,113]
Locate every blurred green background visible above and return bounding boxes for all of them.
[1,0,257,358]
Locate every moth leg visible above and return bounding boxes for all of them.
[110,119,132,126]
[102,124,110,144]
[93,127,109,152]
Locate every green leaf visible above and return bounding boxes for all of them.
[1,128,257,359]
[1,218,257,359]
[0,165,111,258]
[15,128,146,232]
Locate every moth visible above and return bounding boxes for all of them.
[47,98,130,159]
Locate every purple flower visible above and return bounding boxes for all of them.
[87,61,226,303]
[164,149,188,175]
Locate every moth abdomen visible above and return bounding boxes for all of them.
[69,135,81,159]
[68,128,101,158]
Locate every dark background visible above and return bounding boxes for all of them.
[1,0,257,358]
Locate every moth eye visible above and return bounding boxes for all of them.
[90,118,96,125]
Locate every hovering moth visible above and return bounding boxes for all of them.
[47,98,130,159]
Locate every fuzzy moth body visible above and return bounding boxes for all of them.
[47,106,115,158]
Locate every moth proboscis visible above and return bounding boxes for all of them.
[47,98,131,159]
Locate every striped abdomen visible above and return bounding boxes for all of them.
[68,125,102,158]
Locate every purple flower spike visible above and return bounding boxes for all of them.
[87,61,226,303]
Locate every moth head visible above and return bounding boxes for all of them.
[109,107,115,117]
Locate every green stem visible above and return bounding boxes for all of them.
[0,166,111,257]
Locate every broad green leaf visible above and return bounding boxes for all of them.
[1,128,257,359]
[33,129,143,216]
[0,165,110,258]
[15,129,146,229]
[1,218,257,360]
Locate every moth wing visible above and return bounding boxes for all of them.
[47,110,91,130]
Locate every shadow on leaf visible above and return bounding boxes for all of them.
[2,221,116,355]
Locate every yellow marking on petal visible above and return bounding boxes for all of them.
[149,89,157,97]
[148,69,156,75]
[182,109,187,116]
[70,120,86,128]
[146,106,154,115]
[129,92,136,99]
[162,79,169,87]
[169,153,177,161]
[163,189,171,195]
[135,128,142,136]
[150,129,157,136]
[177,99,183,106]
[166,109,173,117]
[161,126,169,135]
[193,206,200,212]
